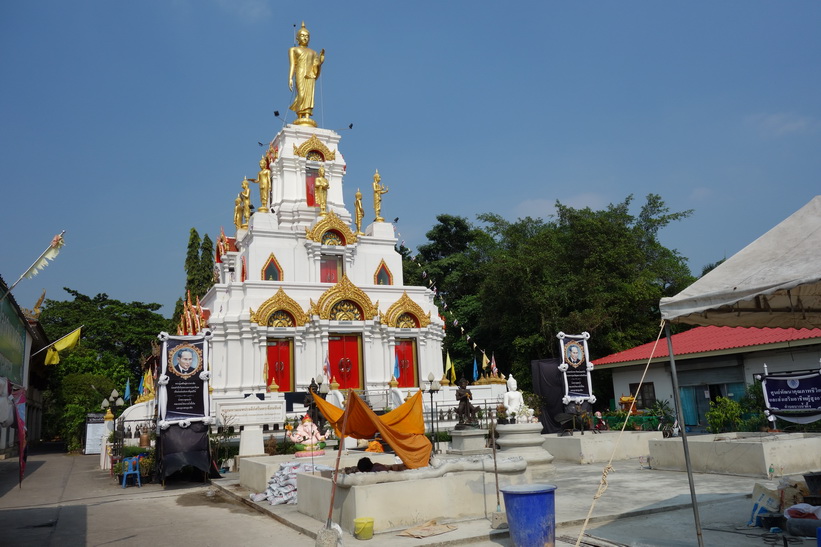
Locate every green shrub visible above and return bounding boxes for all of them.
[706,396,742,433]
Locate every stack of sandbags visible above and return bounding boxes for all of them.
[250,461,333,505]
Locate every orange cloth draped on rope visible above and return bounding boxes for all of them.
[312,390,432,469]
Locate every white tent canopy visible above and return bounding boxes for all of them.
[660,195,821,329]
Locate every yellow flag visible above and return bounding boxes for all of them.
[445,352,456,383]
[481,352,490,370]
[44,327,82,365]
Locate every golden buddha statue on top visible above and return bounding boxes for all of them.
[288,22,325,127]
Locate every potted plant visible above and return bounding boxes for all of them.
[496,405,509,425]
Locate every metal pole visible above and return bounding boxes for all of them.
[665,323,704,547]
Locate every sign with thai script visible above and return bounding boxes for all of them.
[762,370,821,424]
[556,332,595,404]
[215,400,286,426]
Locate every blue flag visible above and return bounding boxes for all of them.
[123,379,131,402]
[473,357,479,382]
[138,374,144,395]
[394,352,401,380]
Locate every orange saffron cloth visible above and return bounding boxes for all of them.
[312,390,432,469]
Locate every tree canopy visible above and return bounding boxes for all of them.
[38,288,167,450]
[406,194,695,393]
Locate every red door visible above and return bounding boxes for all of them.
[266,339,292,392]
[305,167,317,207]
[395,339,417,388]
[328,335,361,390]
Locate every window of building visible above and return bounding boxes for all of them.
[305,166,318,207]
[629,382,657,409]
[375,262,392,285]
[262,254,282,281]
[320,255,343,283]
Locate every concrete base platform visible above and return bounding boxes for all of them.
[542,430,662,463]
[649,431,821,477]
[239,452,399,493]
[297,467,528,534]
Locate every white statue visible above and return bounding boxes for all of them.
[503,374,526,416]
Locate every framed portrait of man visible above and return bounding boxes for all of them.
[169,344,202,377]
[564,341,585,368]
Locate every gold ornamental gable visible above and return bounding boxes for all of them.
[293,134,336,161]
[305,211,357,245]
[251,288,310,326]
[382,292,431,328]
[309,275,379,320]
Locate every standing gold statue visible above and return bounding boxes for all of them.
[233,195,243,230]
[314,167,329,216]
[372,170,388,222]
[354,188,364,234]
[240,177,251,228]
[288,22,325,127]
[249,155,271,213]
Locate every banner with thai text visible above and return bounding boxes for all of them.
[556,331,596,405]
[158,331,211,424]
[762,370,821,424]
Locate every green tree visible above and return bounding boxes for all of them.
[412,214,493,380]
[171,228,215,331]
[184,228,202,297]
[39,289,167,447]
[406,195,694,393]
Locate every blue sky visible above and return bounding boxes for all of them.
[2,1,820,318]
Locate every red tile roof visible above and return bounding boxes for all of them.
[593,326,821,366]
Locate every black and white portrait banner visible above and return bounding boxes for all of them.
[556,331,596,405]
[157,330,213,427]
[757,365,821,425]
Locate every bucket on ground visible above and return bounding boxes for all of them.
[500,483,557,547]
[353,517,374,540]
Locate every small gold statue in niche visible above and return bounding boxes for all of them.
[288,22,325,127]
[315,167,329,216]
[372,170,388,222]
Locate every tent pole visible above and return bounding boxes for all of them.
[665,323,704,547]
[325,389,351,529]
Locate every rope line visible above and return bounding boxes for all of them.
[574,319,667,546]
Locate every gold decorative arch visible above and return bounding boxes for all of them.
[261,252,284,281]
[373,259,393,285]
[293,134,336,161]
[382,292,431,328]
[251,288,310,326]
[309,275,379,320]
[305,211,357,245]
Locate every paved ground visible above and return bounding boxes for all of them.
[1,444,818,547]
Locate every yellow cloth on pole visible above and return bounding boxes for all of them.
[44,327,82,365]
[445,352,456,384]
[481,352,490,370]
[312,390,432,469]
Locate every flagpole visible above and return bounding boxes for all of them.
[31,325,84,357]
[0,231,66,304]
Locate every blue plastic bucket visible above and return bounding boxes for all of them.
[500,483,557,547]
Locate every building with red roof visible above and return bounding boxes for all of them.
[592,326,821,427]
